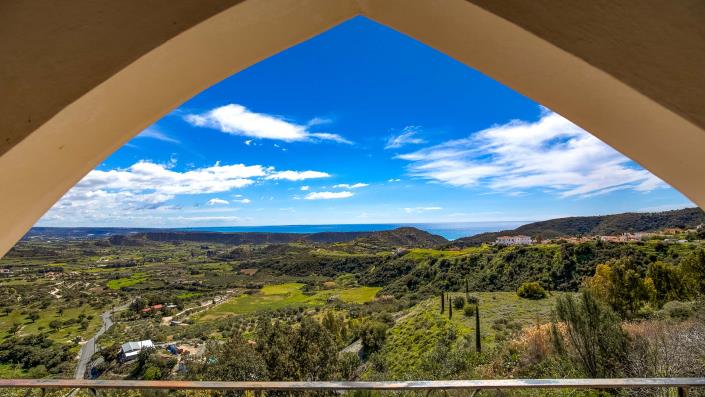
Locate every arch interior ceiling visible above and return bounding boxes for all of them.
[0,0,703,256]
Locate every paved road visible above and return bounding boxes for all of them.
[74,302,131,379]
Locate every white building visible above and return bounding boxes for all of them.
[495,235,533,246]
[120,339,154,361]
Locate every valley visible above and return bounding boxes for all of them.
[0,209,704,394]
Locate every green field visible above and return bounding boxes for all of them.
[0,304,102,342]
[404,246,490,260]
[198,283,380,321]
[106,272,147,289]
[372,291,568,378]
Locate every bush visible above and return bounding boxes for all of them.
[466,295,479,305]
[463,305,476,317]
[517,282,547,299]
[142,366,162,380]
[359,320,389,354]
[662,300,693,321]
[452,296,465,309]
[552,292,628,377]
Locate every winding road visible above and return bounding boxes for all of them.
[74,302,131,379]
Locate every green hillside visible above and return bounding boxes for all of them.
[456,207,705,244]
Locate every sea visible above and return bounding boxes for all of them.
[180,221,528,241]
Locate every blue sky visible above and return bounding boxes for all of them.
[38,17,693,227]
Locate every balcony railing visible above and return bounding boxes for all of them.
[1,378,704,396]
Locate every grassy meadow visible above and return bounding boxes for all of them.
[372,291,567,379]
[197,283,381,321]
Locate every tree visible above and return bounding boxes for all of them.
[27,311,39,323]
[552,291,628,378]
[359,320,389,355]
[294,317,339,381]
[338,352,360,380]
[517,282,547,299]
[321,311,347,345]
[440,291,445,313]
[255,319,297,380]
[647,261,689,306]
[585,259,655,318]
[465,278,470,302]
[682,249,705,295]
[448,296,453,319]
[197,335,268,384]
[101,343,122,363]
[475,302,481,353]
[452,296,465,309]
[255,317,341,381]
[8,322,20,335]
[49,320,61,331]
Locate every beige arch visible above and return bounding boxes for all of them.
[1,0,704,257]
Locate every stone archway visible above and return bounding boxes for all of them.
[1,0,704,256]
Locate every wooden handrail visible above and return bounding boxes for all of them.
[0,378,704,391]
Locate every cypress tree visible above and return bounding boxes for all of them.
[475,302,481,353]
[448,296,453,319]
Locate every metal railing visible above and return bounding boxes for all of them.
[1,378,704,396]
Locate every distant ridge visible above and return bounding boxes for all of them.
[101,227,447,247]
[454,207,705,245]
[128,230,369,245]
[353,227,448,248]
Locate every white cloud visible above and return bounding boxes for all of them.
[307,117,333,127]
[136,127,180,144]
[185,104,351,144]
[385,126,426,149]
[300,186,310,191]
[207,198,229,205]
[265,170,330,181]
[40,160,330,225]
[333,183,368,189]
[397,111,666,197]
[304,191,354,200]
[309,133,353,145]
[78,161,262,195]
[387,178,401,183]
[403,206,442,214]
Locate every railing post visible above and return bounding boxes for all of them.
[678,387,689,397]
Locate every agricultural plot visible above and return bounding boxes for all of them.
[0,304,102,342]
[106,272,148,289]
[197,283,380,321]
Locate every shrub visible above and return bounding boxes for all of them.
[466,295,479,305]
[552,292,628,377]
[142,366,162,380]
[359,320,389,354]
[517,282,547,299]
[662,300,693,321]
[463,305,476,317]
[452,296,465,309]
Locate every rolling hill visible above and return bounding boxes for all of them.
[103,227,447,248]
[455,207,705,245]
